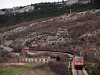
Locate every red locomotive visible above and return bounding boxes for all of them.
[23,47,30,51]
[74,56,84,68]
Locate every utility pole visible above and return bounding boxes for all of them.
[70,9,71,15]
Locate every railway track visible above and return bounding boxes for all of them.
[77,70,84,75]
[72,61,88,75]
[73,68,88,75]
[72,68,88,75]
[76,69,88,75]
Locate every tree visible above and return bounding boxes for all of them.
[0,50,11,63]
[56,55,60,61]
[94,0,100,3]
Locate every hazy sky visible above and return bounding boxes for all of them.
[0,0,64,9]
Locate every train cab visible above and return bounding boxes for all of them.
[74,56,84,68]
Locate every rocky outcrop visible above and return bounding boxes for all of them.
[0,5,34,15]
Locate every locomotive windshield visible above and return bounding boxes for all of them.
[76,57,82,62]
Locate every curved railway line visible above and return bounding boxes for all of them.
[22,47,90,75]
[22,47,80,55]
[0,46,89,75]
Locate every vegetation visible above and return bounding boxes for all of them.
[0,50,18,63]
[0,68,23,75]
[0,63,40,75]
[24,63,37,68]
[48,61,69,75]
[0,1,100,28]
[84,61,100,75]
[65,56,72,75]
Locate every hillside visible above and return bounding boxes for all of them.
[0,4,100,75]
[0,1,100,28]
[0,9,100,51]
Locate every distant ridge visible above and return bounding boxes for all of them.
[0,0,91,15]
